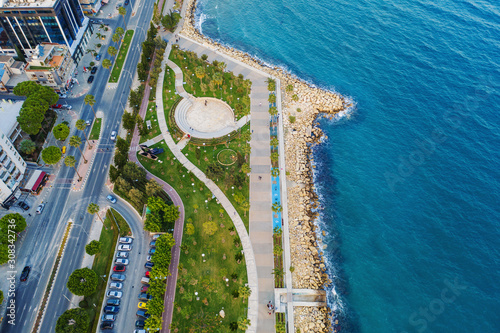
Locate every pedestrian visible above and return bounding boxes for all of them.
[258,176,262,180]
[28,213,32,217]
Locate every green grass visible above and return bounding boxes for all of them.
[140,102,161,144]
[109,30,134,83]
[89,118,102,140]
[85,211,120,333]
[109,208,132,236]
[162,66,183,143]
[169,47,252,120]
[137,147,249,332]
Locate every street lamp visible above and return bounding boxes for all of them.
[192,183,195,192]
[231,186,234,196]
[205,200,208,209]
[225,278,229,287]
[202,253,205,262]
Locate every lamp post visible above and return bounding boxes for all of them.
[202,253,205,262]
[192,183,195,192]
[225,278,229,287]
[205,200,208,209]
[231,186,234,196]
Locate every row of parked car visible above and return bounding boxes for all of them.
[100,237,134,330]
[133,234,161,332]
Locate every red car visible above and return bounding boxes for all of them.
[140,285,149,293]
[113,265,126,272]
[51,104,63,109]
[145,271,150,278]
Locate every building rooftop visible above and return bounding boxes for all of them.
[0,99,23,137]
[11,61,25,69]
[5,72,28,88]
[0,0,57,9]
[0,55,13,63]
[0,63,5,78]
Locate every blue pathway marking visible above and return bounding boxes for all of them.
[272,176,282,230]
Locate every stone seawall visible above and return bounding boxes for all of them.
[180,1,349,331]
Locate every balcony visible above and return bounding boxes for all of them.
[1,171,8,182]
[7,162,15,174]
[0,153,6,163]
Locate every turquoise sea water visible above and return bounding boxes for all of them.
[196,0,500,332]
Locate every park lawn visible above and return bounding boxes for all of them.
[109,30,134,83]
[162,66,183,143]
[84,211,120,333]
[181,123,251,230]
[137,145,249,331]
[169,47,252,120]
[140,102,161,144]
[89,118,102,140]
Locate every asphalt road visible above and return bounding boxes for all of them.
[0,0,155,332]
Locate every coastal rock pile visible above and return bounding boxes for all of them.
[295,307,332,333]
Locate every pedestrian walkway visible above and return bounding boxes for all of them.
[72,140,99,191]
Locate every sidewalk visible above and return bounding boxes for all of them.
[72,140,100,192]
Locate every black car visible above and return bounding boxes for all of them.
[100,321,114,330]
[124,0,129,5]
[90,66,97,74]
[87,75,94,84]
[106,298,120,306]
[136,310,150,319]
[136,320,145,328]
[17,201,30,211]
[144,262,154,270]
[20,266,30,282]
[138,292,153,301]
[104,305,120,314]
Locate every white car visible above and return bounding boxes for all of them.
[146,255,152,262]
[116,251,129,258]
[107,291,122,298]
[119,237,133,244]
[152,234,163,240]
[109,282,123,289]
[62,104,72,109]
[115,258,129,265]
[118,244,132,251]
[36,204,45,214]
[110,131,117,141]
[101,314,116,321]
[58,93,67,99]
[85,119,91,126]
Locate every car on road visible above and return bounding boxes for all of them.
[87,75,94,84]
[107,290,123,298]
[138,293,153,301]
[91,66,97,74]
[135,320,145,328]
[124,0,129,5]
[106,195,117,204]
[101,314,116,321]
[51,104,63,109]
[106,298,120,306]
[117,251,129,258]
[136,310,150,319]
[58,93,67,99]
[115,258,129,265]
[110,130,117,141]
[100,321,114,330]
[119,237,133,244]
[140,285,149,293]
[144,262,154,269]
[96,54,101,61]
[17,201,30,211]
[118,244,132,251]
[111,273,126,281]
[148,248,155,255]
[113,265,126,272]
[109,282,123,289]
[62,104,72,110]
[85,119,91,126]
[149,240,156,247]
[104,305,120,314]
[20,266,30,282]
[36,204,45,214]
[138,302,147,309]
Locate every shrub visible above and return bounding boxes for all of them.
[289,115,296,123]
[66,268,98,296]
[52,123,70,141]
[85,240,101,255]
[56,308,89,333]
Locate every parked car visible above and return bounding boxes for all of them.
[106,195,117,204]
[110,130,117,141]
[118,244,132,251]
[119,237,133,244]
[58,93,67,99]
[62,104,72,109]
[106,298,120,306]
[20,266,30,282]
[135,320,145,328]
[134,330,146,333]
[87,75,94,84]
[51,104,63,109]
[145,271,150,278]
[144,262,154,269]
[109,282,123,289]
[96,54,101,61]
[141,277,150,284]
[152,234,163,240]
[116,251,129,258]
[104,306,120,314]
[124,0,129,5]
[111,274,126,281]
[100,321,114,330]
[138,293,153,301]
[136,310,150,319]
[138,302,147,309]
[17,202,29,211]
[149,240,156,247]
[113,265,126,272]
[101,314,116,322]
[115,258,129,265]
[146,255,152,262]
[140,285,149,293]
[148,248,155,255]
[106,290,122,298]
[91,66,97,74]
[36,204,45,214]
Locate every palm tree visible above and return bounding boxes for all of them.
[118,6,127,18]
[217,61,227,72]
[272,202,282,213]
[84,94,96,118]
[238,285,251,303]
[112,33,120,44]
[266,78,276,91]
[241,201,250,217]
[115,27,124,38]
[241,163,251,174]
[213,72,223,89]
[271,167,280,177]
[285,84,294,93]
[75,119,91,149]
[268,106,278,116]
[102,59,112,71]
[64,155,81,181]
[108,46,117,57]
[270,137,279,147]
[272,267,284,279]
[194,66,205,84]
[96,32,103,39]
[87,203,103,223]
[241,144,251,159]
[19,139,36,154]
[69,135,87,163]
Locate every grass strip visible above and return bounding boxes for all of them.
[89,118,102,140]
[32,221,72,333]
[140,101,161,144]
[108,208,132,237]
[109,30,134,83]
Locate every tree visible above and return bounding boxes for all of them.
[122,162,147,184]
[108,46,117,57]
[161,10,180,31]
[270,137,279,147]
[271,168,280,177]
[144,197,180,232]
[122,112,136,131]
[87,203,103,223]
[285,84,294,93]
[241,201,250,217]
[128,188,144,207]
[234,193,246,205]
[267,78,276,91]
[145,315,163,331]
[217,61,227,72]
[102,58,112,70]
[55,308,89,333]
[84,94,97,118]
[268,94,276,103]
[115,137,130,155]
[195,66,205,83]
[115,27,124,37]
[292,94,299,102]
[19,139,36,154]
[13,80,40,97]
[237,317,250,331]
[118,6,127,17]
[193,204,198,213]
[0,290,3,304]
[201,54,208,61]
[75,119,91,148]
[0,213,27,234]
[64,156,81,180]
[273,245,283,256]
[238,285,251,302]
[69,136,87,163]
[272,268,284,279]
[17,107,44,135]
[269,106,278,116]
[271,152,279,163]
[52,123,70,141]
[145,179,162,196]
[85,240,101,255]
[202,221,218,236]
[241,163,251,174]
[185,223,195,236]
[66,268,98,296]
[41,146,62,165]
[272,203,282,213]
[213,72,223,89]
